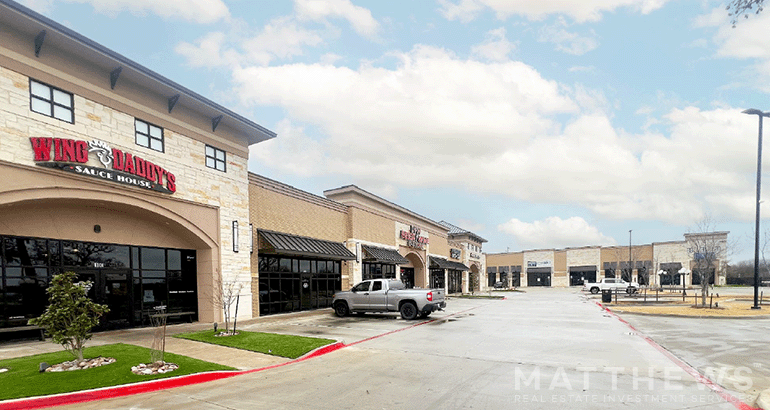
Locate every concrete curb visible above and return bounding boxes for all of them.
[0,306,481,409]
[598,302,760,410]
[607,309,770,320]
[0,341,347,410]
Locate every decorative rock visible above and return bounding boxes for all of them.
[0,368,8,373]
[44,357,116,373]
[131,361,180,376]
[39,362,50,373]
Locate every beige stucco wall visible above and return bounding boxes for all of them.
[566,247,601,269]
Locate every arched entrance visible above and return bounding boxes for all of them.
[401,252,425,288]
[0,185,220,325]
[468,264,479,293]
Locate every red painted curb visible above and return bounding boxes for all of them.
[596,302,760,410]
[0,307,480,410]
[0,342,349,410]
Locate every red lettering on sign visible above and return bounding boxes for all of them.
[60,139,76,162]
[145,160,157,182]
[30,138,52,161]
[135,157,146,177]
[112,149,124,171]
[53,138,63,161]
[75,141,88,163]
[124,153,135,174]
[167,172,176,193]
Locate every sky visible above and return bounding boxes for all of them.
[20,0,770,262]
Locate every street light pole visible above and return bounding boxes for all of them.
[743,108,770,310]
[629,230,632,283]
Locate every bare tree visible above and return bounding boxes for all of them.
[212,275,244,335]
[608,245,647,284]
[727,0,765,26]
[685,217,731,307]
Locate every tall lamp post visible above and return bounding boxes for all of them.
[743,108,770,310]
[628,230,633,283]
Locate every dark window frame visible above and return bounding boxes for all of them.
[29,79,74,124]
[135,119,164,152]
[205,145,226,172]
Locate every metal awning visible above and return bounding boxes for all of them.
[569,265,597,272]
[660,262,683,271]
[361,245,408,264]
[429,256,469,271]
[258,230,355,260]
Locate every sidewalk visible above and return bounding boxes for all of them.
[0,309,332,369]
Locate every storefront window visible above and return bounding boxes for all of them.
[1,235,196,330]
[258,256,342,316]
[363,263,395,280]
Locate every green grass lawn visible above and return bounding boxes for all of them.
[174,330,336,359]
[0,343,235,401]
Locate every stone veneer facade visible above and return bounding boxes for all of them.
[0,5,272,323]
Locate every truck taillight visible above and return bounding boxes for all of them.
[427,292,433,302]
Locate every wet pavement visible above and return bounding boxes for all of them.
[16,288,759,409]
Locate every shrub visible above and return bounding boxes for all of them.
[29,271,109,361]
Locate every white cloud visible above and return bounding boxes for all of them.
[438,0,671,23]
[498,216,617,249]
[232,42,763,225]
[294,0,380,38]
[712,10,770,59]
[61,0,230,24]
[471,27,516,62]
[248,119,327,177]
[697,7,770,93]
[176,16,324,68]
[437,0,486,23]
[538,19,598,55]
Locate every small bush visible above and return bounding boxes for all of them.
[29,271,109,361]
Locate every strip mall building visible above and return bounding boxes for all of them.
[0,0,486,330]
[484,232,729,290]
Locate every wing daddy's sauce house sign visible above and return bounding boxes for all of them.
[30,137,176,194]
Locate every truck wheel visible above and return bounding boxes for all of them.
[334,302,349,317]
[590,287,599,294]
[400,302,418,320]
[626,288,636,294]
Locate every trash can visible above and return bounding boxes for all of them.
[601,289,612,303]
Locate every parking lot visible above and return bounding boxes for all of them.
[41,288,765,409]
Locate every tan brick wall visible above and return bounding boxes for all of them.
[350,207,395,245]
[249,183,348,242]
[0,65,254,321]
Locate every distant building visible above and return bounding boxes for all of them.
[484,232,728,289]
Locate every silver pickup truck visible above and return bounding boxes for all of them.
[332,279,446,320]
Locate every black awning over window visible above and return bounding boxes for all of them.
[429,256,453,269]
[429,257,469,270]
[569,265,597,272]
[660,262,683,271]
[361,245,408,264]
[258,229,355,260]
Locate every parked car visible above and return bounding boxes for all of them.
[332,279,446,320]
[493,281,505,289]
[582,278,639,294]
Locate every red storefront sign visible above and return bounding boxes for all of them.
[30,137,176,194]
